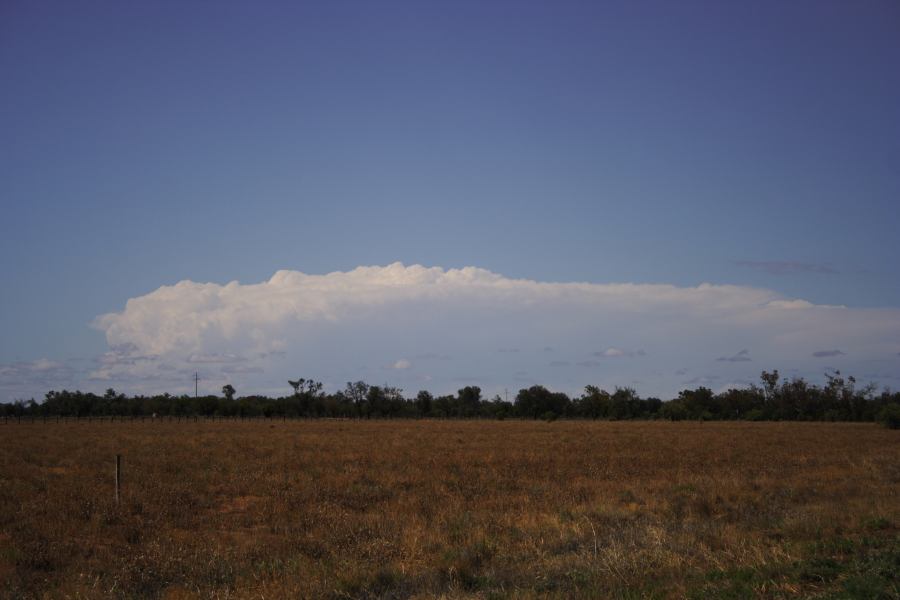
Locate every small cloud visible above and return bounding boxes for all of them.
[187,353,247,364]
[576,360,603,367]
[716,349,752,362]
[543,346,554,353]
[591,348,645,358]
[599,348,625,357]
[812,350,845,358]
[675,368,689,376]
[734,260,838,275]
[390,359,411,370]
[549,361,570,367]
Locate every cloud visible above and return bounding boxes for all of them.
[0,358,77,390]
[390,359,412,370]
[734,260,838,275]
[97,344,158,367]
[591,348,646,358]
[812,350,845,358]
[597,348,625,357]
[716,349,752,363]
[17,260,888,400]
[187,353,248,364]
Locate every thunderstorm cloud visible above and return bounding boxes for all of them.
[70,263,900,399]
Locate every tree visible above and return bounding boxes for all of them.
[515,385,570,419]
[576,385,610,419]
[877,402,900,429]
[676,387,715,420]
[344,381,370,417]
[760,370,780,404]
[457,386,482,417]
[222,384,236,402]
[415,390,433,416]
[289,378,324,396]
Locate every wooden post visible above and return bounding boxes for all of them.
[115,454,121,503]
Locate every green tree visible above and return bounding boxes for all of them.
[577,385,610,419]
[415,390,433,416]
[457,386,482,417]
[222,384,236,402]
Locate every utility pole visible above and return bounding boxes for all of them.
[194,372,199,398]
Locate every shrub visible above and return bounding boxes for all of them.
[876,402,900,429]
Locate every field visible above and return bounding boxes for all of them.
[0,420,897,599]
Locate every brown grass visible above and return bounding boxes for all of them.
[0,420,897,598]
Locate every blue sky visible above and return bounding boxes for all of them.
[1,1,899,401]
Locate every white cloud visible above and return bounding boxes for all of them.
[8,261,893,399]
[593,348,645,358]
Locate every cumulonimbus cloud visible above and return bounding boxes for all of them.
[73,262,900,396]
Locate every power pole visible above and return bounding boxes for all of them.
[194,372,199,398]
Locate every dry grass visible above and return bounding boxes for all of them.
[0,421,897,598]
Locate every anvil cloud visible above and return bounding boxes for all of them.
[78,263,900,399]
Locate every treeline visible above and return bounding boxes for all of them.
[2,371,899,427]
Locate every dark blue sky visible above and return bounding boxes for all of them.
[1,1,898,398]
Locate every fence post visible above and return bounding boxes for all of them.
[115,454,122,503]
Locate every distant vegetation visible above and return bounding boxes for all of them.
[3,370,899,427]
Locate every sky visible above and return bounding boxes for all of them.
[1,1,899,402]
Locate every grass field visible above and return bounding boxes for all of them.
[0,420,897,598]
